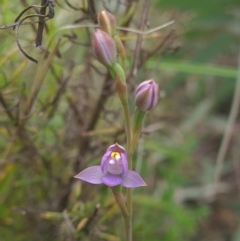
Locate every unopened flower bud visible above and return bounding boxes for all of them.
[135,79,159,111]
[92,29,117,67]
[98,10,116,36]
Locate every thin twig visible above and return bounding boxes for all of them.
[36,0,48,47]
[82,203,100,234]
[144,29,175,61]
[13,2,49,30]
[0,19,49,29]
[87,0,97,23]
[214,48,240,190]
[233,149,240,200]
[0,1,51,30]
[49,20,174,42]
[131,0,151,76]
[16,13,46,63]
[24,39,61,116]
[0,92,15,121]
[1,18,174,33]
[47,63,75,119]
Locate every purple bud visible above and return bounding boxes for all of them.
[92,29,117,67]
[98,10,116,36]
[135,79,159,111]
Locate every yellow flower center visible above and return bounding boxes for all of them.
[110,151,120,160]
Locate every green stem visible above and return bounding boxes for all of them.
[126,188,132,241]
[125,212,131,241]
[111,63,134,241]
[114,73,132,160]
[125,108,147,241]
[122,103,132,161]
[131,108,147,156]
[113,69,132,241]
[121,94,132,241]
[111,188,128,216]
[111,188,131,241]
[132,108,146,133]
[131,127,142,156]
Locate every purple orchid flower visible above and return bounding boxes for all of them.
[74,143,146,188]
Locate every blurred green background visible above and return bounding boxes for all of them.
[0,0,240,240]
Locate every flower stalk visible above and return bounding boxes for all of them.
[115,76,133,241]
[111,188,131,241]
[115,75,132,158]
[75,9,160,241]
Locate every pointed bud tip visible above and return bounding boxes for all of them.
[98,9,116,36]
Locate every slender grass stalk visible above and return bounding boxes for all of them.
[214,48,240,190]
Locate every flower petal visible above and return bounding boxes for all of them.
[102,173,123,186]
[120,151,128,176]
[107,159,122,174]
[122,170,147,188]
[135,80,152,94]
[74,166,103,184]
[92,29,116,67]
[108,143,126,153]
[101,150,111,173]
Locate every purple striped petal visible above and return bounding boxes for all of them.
[135,79,159,111]
[102,173,123,186]
[120,151,128,176]
[135,80,150,94]
[122,170,147,188]
[92,29,116,67]
[135,87,152,111]
[74,166,103,184]
[101,150,111,173]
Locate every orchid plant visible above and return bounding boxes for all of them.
[74,10,159,241]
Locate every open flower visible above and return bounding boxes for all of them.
[74,143,146,188]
